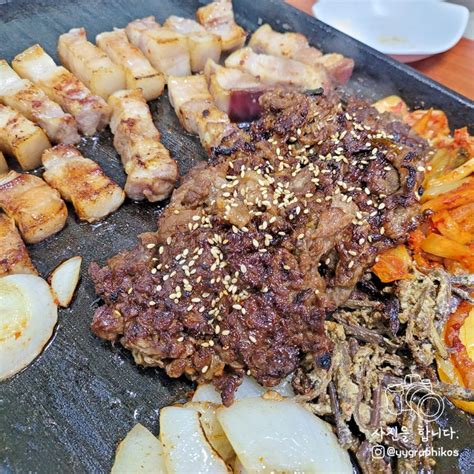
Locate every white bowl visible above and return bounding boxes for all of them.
[312,0,469,62]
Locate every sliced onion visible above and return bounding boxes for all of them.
[192,374,294,403]
[192,382,222,403]
[160,406,228,473]
[0,274,58,381]
[49,256,82,307]
[111,424,166,474]
[217,397,353,473]
[185,401,235,463]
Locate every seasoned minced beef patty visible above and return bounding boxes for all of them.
[90,89,428,405]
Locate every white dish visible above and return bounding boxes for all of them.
[312,0,469,62]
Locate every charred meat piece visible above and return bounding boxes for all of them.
[58,28,126,100]
[96,28,165,101]
[164,16,222,73]
[12,44,110,136]
[225,47,331,92]
[167,74,235,151]
[0,103,50,170]
[108,88,178,202]
[0,60,80,145]
[0,170,67,244]
[0,213,37,276]
[249,24,354,85]
[42,145,125,222]
[196,0,246,52]
[90,90,428,404]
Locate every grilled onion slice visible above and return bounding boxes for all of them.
[160,406,228,473]
[49,256,82,307]
[217,397,353,473]
[0,274,57,380]
[111,424,166,474]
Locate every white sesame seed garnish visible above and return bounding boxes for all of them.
[146,243,156,249]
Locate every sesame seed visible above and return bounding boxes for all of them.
[177,336,184,342]
[201,365,209,373]
[149,301,156,306]
[146,243,156,249]
[240,264,247,274]
[249,335,257,343]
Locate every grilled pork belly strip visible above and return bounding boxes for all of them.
[164,16,221,73]
[0,170,67,244]
[42,145,125,222]
[126,17,191,78]
[0,103,50,170]
[125,16,161,48]
[91,89,428,404]
[96,29,165,101]
[108,89,178,202]
[204,60,264,122]
[58,28,126,100]
[0,61,80,145]
[225,47,331,91]
[167,75,235,151]
[12,45,110,136]
[0,213,37,276]
[196,0,246,52]
[249,24,354,85]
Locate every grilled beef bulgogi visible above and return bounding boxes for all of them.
[90,89,429,405]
